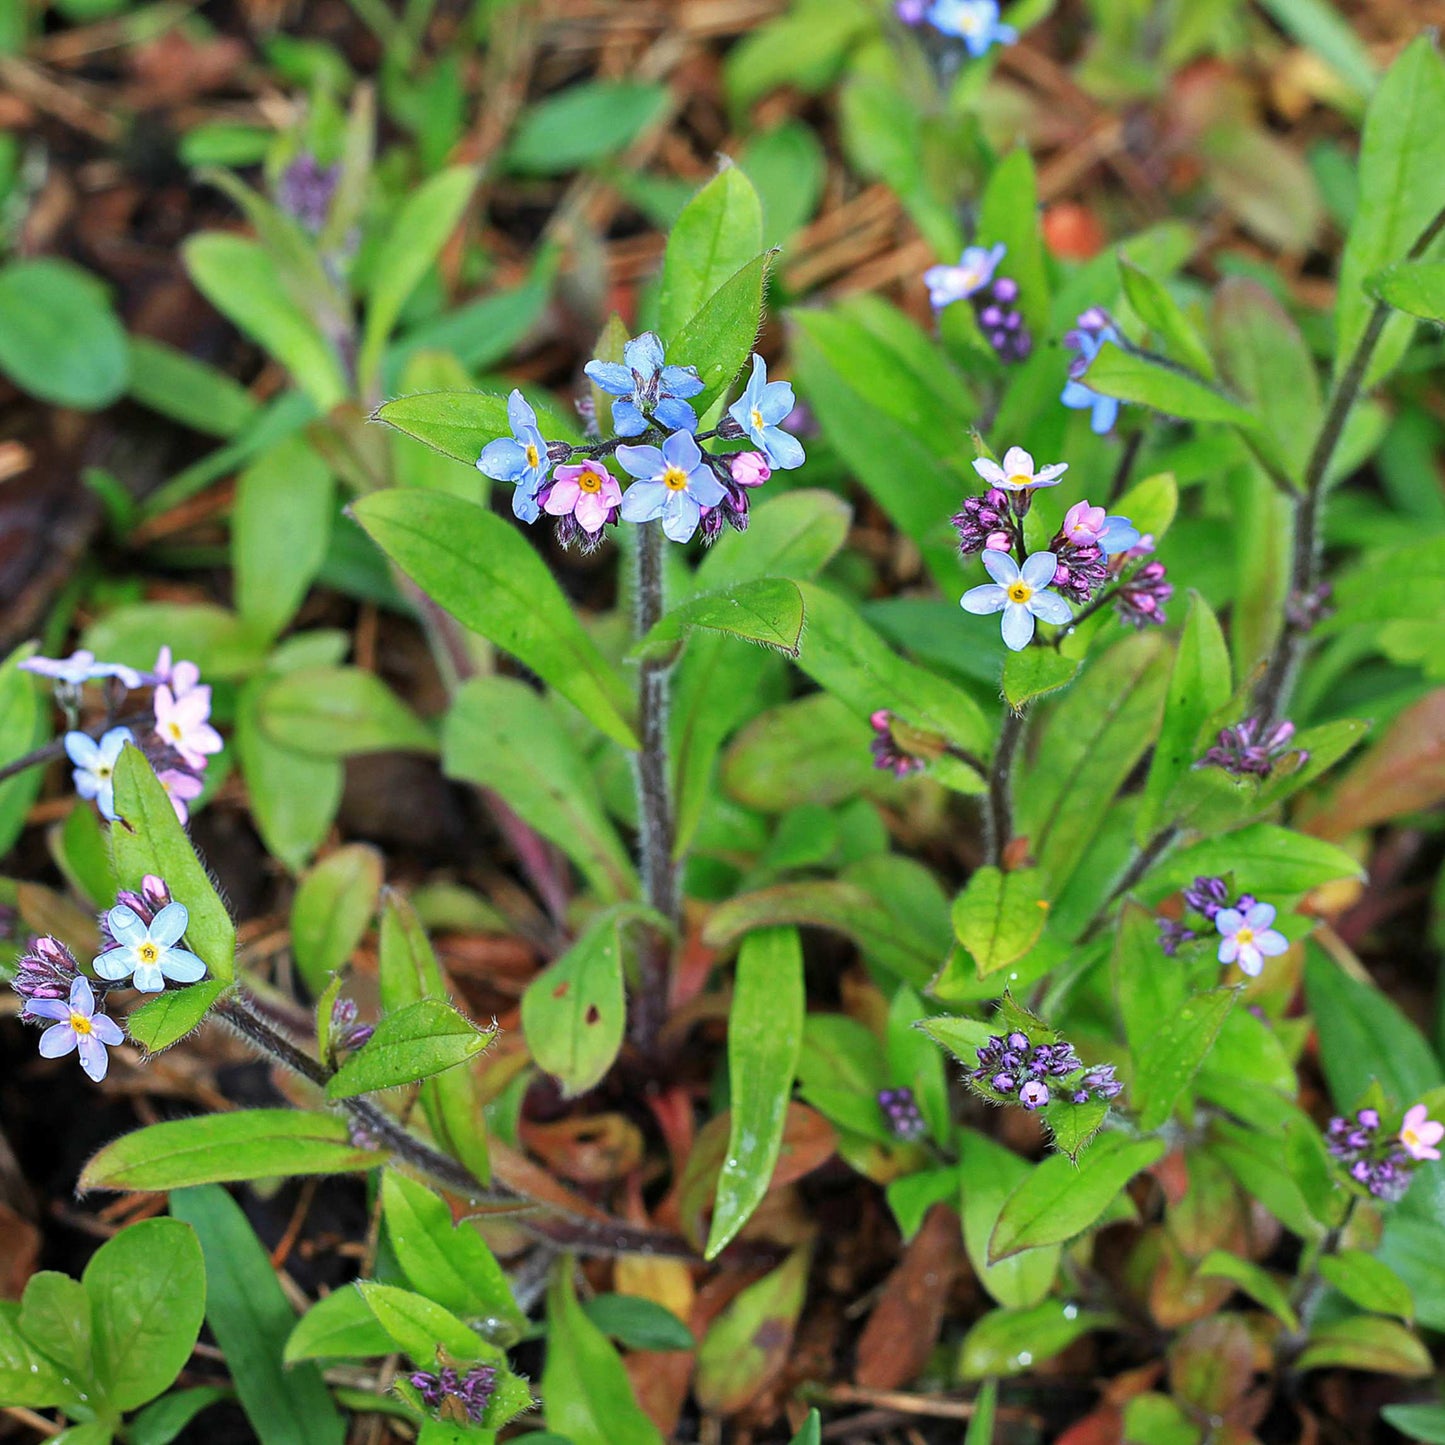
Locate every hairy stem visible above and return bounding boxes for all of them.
[630,521,677,1054]
[984,707,1026,868]
[1255,203,1445,725]
[0,709,153,788]
[1079,825,1180,944]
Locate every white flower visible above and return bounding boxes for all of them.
[94,901,206,993]
[972,446,1068,493]
[65,727,134,822]
[961,550,1073,650]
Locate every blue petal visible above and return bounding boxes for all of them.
[99,726,134,761]
[615,443,665,480]
[620,481,668,521]
[661,429,702,472]
[688,468,728,507]
[623,331,664,376]
[660,492,702,543]
[760,426,806,471]
[512,484,543,524]
[740,353,767,407]
[584,360,634,396]
[611,400,648,436]
[65,731,101,769]
[756,380,796,427]
[478,437,527,481]
[659,365,704,399]
[654,397,699,433]
[96,781,119,822]
[506,388,538,437]
[1091,396,1120,435]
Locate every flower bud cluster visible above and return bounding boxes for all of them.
[972,1031,1122,1112]
[1199,718,1305,778]
[877,1086,928,1141]
[408,1364,497,1424]
[1325,1109,1416,1203]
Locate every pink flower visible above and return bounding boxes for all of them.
[730,452,771,488]
[543,460,622,535]
[153,684,222,770]
[1400,1103,1444,1162]
[1062,501,1107,544]
[152,646,201,695]
[158,769,204,824]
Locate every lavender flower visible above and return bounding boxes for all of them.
[584,331,704,438]
[1060,308,1123,435]
[1018,1080,1050,1110]
[927,0,1017,55]
[869,710,925,778]
[1198,718,1304,778]
[617,430,726,543]
[961,550,1072,650]
[1114,560,1172,628]
[727,355,805,471]
[1214,902,1289,977]
[157,767,204,825]
[476,390,552,522]
[27,977,124,1082]
[925,242,1006,311]
[94,901,206,993]
[972,446,1068,494]
[878,1087,928,1141]
[21,650,143,689]
[66,727,134,822]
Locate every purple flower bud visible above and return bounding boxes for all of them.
[13,936,82,1014]
[869,709,926,778]
[276,153,341,233]
[1199,717,1301,778]
[409,1371,446,1408]
[1157,918,1196,957]
[1358,1108,1380,1130]
[1006,1032,1029,1050]
[992,277,1019,304]
[1019,1080,1050,1110]
[877,1086,927,1141]
[991,1072,1017,1094]
[730,451,771,488]
[1183,876,1229,919]
[1114,560,1172,628]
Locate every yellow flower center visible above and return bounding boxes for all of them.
[525,443,540,469]
[1235,927,1254,947]
[578,469,602,493]
[749,407,765,432]
[137,942,159,965]
[165,721,183,742]
[1006,581,1033,604]
[70,1011,92,1035]
[96,764,112,779]
[662,465,690,492]
[1007,472,1033,489]
[1404,1124,1422,1148]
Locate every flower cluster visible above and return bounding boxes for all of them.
[477,337,803,548]
[924,244,1031,362]
[276,153,341,233]
[27,645,219,824]
[972,1031,1123,1112]
[899,0,1017,55]
[1060,307,1124,435]
[1326,1105,1442,1202]
[877,1086,928,1141]
[1199,717,1306,778]
[408,1364,497,1425]
[1158,877,1289,977]
[11,877,207,1082]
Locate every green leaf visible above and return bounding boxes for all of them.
[285,1287,392,1363]
[1336,36,1445,386]
[581,1294,694,1353]
[257,667,437,757]
[965,1381,997,1445]
[373,389,512,464]
[18,1272,91,1378]
[359,166,477,388]
[695,489,852,594]
[233,437,334,639]
[794,583,990,759]
[1120,257,1215,379]
[0,1302,73,1408]
[170,1187,346,1445]
[381,1172,526,1338]
[183,234,347,412]
[1014,632,1169,891]
[127,336,257,437]
[989,1135,1167,1263]
[707,926,805,1259]
[1366,258,1445,322]
[0,258,129,408]
[126,1386,228,1445]
[1319,1250,1414,1320]
[1111,902,1189,1057]
[84,1217,206,1412]
[542,1264,665,1445]
[950,867,1049,978]
[1208,1120,1324,1240]
[1001,649,1080,710]
[1296,1314,1432,1376]
[1196,1250,1299,1331]
[379,891,447,1008]
[444,677,637,902]
[126,980,229,1054]
[959,1300,1109,1380]
[82,601,268,681]
[0,646,45,858]
[80,1109,385,1191]
[788,1409,823,1445]
[634,578,804,662]
[1041,1098,1110,1162]
[350,489,639,749]
[671,250,772,417]
[521,906,645,1098]
[326,998,496,1099]
[1131,988,1237,1133]
[1141,824,1364,902]
[1082,342,1257,427]
[720,694,872,812]
[111,746,235,981]
[507,81,669,175]
[957,1130,1060,1309]
[979,149,1049,335]
[1382,1404,1445,1445]
[659,166,763,344]
[1136,592,1232,843]
[695,1249,809,1414]
[291,845,384,995]
[1255,0,1375,96]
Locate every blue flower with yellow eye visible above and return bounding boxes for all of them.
[476,389,551,522]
